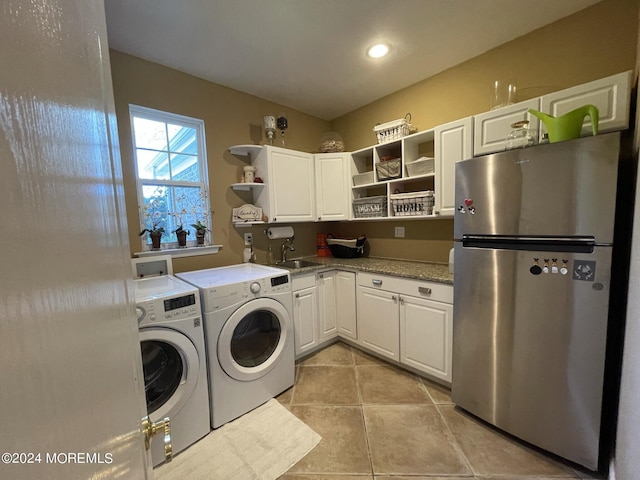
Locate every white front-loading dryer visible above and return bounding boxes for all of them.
[176,264,294,428]
[134,275,210,466]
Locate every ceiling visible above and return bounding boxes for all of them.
[104,0,602,121]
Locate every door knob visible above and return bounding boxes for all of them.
[142,416,173,463]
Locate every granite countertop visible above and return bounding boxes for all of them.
[273,256,454,285]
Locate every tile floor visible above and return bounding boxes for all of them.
[277,342,604,480]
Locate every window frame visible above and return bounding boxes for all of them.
[129,104,211,251]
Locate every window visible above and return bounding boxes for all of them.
[130,105,210,249]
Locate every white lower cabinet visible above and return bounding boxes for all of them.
[292,270,357,358]
[400,294,453,383]
[335,271,357,340]
[357,272,453,383]
[292,273,319,357]
[317,271,338,343]
[357,286,400,360]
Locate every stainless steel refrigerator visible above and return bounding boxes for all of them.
[452,132,622,471]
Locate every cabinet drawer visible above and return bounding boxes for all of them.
[292,273,316,291]
[357,272,452,304]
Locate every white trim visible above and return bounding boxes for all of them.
[129,104,212,251]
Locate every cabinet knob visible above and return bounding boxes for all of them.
[318,273,324,278]
[392,295,397,302]
[372,279,383,286]
[295,293,300,298]
[318,217,321,221]
[399,296,404,305]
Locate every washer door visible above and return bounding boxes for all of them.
[139,328,200,420]
[217,297,291,381]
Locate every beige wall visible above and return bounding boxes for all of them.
[110,0,638,268]
[329,0,638,262]
[109,51,329,272]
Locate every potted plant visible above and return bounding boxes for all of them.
[174,225,190,248]
[190,221,209,246]
[139,224,165,251]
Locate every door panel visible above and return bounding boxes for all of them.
[0,1,151,477]
[357,286,399,360]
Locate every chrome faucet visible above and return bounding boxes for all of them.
[280,237,295,263]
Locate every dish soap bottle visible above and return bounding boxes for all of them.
[267,245,275,265]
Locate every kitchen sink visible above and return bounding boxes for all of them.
[277,260,321,269]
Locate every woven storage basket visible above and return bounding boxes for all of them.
[375,158,401,181]
[405,157,435,177]
[352,196,387,218]
[390,191,435,217]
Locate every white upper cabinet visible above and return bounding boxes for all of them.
[434,117,472,217]
[540,70,631,138]
[473,98,541,156]
[315,153,351,221]
[253,146,316,223]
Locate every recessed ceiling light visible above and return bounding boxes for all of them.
[366,43,390,59]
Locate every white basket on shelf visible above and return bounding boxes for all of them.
[373,113,415,144]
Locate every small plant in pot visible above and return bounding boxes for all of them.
[139,224,165,251]
[173,225,190,248]
[190,221,209,246]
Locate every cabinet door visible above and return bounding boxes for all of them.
[293,285,318,357]
[434,117,472,217]
[400,295,453,383]
[317,271,338,343]
[335,271,357,340]
[269,147,316,222]
[540,70,631,137]
[473,98,540,156]
[356,286,399,361]
[315,153,350,221]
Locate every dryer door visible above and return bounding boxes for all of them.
[218,297,292,381]
[139,328,200,421]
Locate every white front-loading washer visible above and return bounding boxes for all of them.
[134,275,210,466]
[176,264,294,428]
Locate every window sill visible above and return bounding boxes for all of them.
[134,245,223,258]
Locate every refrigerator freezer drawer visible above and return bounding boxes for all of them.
[452,243,611,470]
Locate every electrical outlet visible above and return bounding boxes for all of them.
[395,226,405,238]
[244,233,253,246]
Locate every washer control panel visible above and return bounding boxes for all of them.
[137,293,200,324]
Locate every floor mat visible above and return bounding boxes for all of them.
[154,399,321,480]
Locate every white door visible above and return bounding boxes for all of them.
[336,271,357,340]
[317,271,338,342]
[293,285,319,357]
[0,1,152,478]
[434,117,473,217]
[269,147,316,222]
[400,295,453,383]
[315,153,350,221]
[356,286,400,361]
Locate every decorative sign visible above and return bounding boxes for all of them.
[232,204,263,223]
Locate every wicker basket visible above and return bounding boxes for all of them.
[353,196,387,218]
[390,191,435,217]
[373,113,416,144]
[375,158,401,181]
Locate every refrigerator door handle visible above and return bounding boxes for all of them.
[461,234,596,253]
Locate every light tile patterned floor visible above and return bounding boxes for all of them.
[277,342,604,480]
